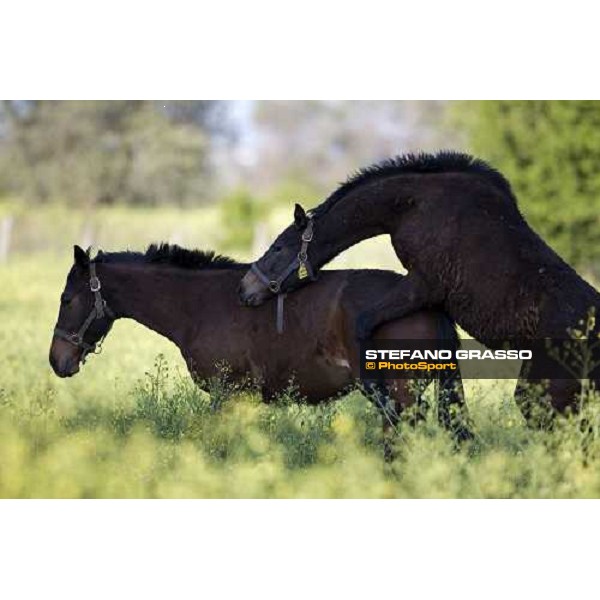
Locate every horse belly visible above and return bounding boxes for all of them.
[295,361,354,403]
[262,356,353,404]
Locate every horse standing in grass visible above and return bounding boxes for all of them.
[49,244,472,454]
[239,151,600,421]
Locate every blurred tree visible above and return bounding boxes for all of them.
[218,187,266,253]
[454,101,600,271]
[0,101,231,207]
[161,100,236,143]
[250,100,451,194]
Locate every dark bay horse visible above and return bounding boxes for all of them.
[239,151,600,421]
[50,244,471,447]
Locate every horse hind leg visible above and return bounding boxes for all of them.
[406,373,474,445]
[437,368,474,443]
[409,377,432,425]
[361,378,403,461]
[362,377,426,461]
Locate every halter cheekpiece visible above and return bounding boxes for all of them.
[250,213,317,334]
[53,261,116,363]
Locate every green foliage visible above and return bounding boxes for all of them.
[218,179,325,253]
[253,101,451,193]
[218,188,266,252]
[5,355,600,497]
[263,178,322,211]
[217,181,322,253]
[0,203,223,256]
[0,101,217,207]
[453,100,600,271]
[3,250,600,497]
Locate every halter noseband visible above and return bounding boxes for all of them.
[53,262,115,363]
[250,214,316,334]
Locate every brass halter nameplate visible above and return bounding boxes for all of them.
[298,263,309,280]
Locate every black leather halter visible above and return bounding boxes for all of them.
[53,262,115,363]
[250,215,316,334]
[251,214,316,294]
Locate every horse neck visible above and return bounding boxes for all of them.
[314,193,388,267]
[99,263,200,346]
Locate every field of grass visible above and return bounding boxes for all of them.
[2,206,600,498]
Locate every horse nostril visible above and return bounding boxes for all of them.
[61,359,80,378]
[238,285,253,306]
[239,291,256,307]
[49,347,80,378]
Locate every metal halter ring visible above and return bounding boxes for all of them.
[269,280,281,293]
[90,277,101,292]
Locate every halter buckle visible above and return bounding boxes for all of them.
[90,277,101,292]
[301,229,313,242]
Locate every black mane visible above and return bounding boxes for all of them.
[315,151,516,214]
[95,243,240,270]
[145,243,239,269]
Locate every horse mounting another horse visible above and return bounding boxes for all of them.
[239,151,600,421]
[49,244,473,451]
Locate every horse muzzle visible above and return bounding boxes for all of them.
[49,339,81,378]
[238,272,272,307]
[50,357,81,378]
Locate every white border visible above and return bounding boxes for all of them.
[1,1,599,99]
[1,501,598,599]
[2,1,600,595]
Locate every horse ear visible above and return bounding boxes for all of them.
[73,245,90,268]
[294,203,308,229]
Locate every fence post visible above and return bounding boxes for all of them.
[0,216,14,263]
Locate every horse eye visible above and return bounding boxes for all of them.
[60,294,71,306]
[273,245,282,253]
